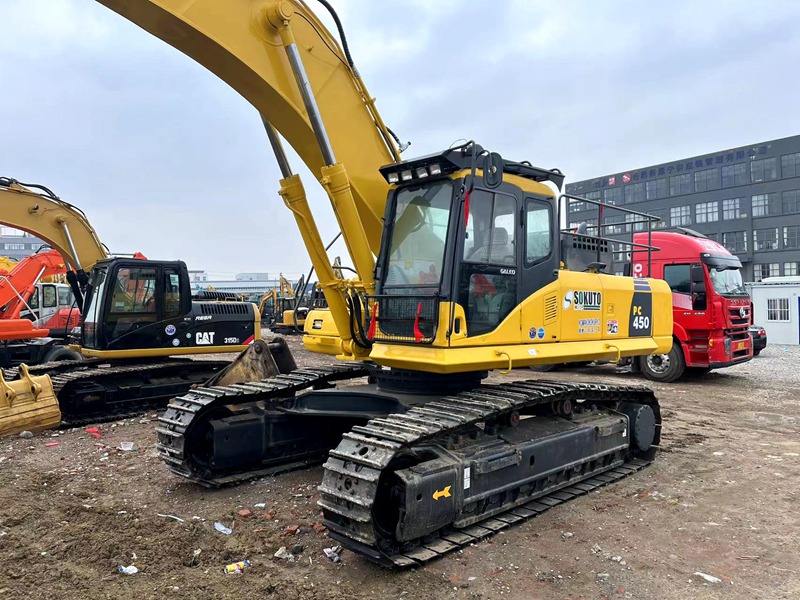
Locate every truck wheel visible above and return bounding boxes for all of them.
[638,343,685,383]
[43,346,83,363]
[753,349,761,356]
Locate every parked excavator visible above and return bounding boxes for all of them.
[0,177,268,433]
[46,0,672,567]
[257,274,299,330]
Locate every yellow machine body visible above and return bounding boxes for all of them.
[87,1,671,371]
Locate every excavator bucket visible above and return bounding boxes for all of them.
[201,337,297,388]
[0,364,60,436]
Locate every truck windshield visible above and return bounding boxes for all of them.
[709,267,747,296]
[384,180,452,287]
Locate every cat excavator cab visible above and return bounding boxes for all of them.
[36,0,672,567]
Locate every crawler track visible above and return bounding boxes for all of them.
[156,364,371,486]
[4,359,231,426]
[319,380,660,567]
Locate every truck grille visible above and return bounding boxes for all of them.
[728,308,749,327]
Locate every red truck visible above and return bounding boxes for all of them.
[629,230,752,382]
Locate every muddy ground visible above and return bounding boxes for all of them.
[0,337,798,600]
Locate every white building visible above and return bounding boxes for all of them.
[747,276,800,345]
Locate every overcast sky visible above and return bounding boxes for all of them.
[2,0,799,278]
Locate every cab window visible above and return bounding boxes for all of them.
[42,285,57,308]
[110,267,157,313]
[463,191,516,265]
[27,289,39,310]
[57,286,74,308]
[164,269,182,318]
[664,264,690,294]
[525,200,552,264]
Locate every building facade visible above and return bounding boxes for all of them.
[0,228,48,261]
[565,134,800,282]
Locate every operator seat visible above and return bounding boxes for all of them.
[467,227,515,265]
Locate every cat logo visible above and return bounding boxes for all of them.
[196,331,215,345]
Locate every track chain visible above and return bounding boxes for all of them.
[156,363,371,486]
[318,380,660,567]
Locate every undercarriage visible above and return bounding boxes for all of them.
[156,364,660,566]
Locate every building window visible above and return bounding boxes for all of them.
[783,190,800,214]
[5,243,25,250]
[785,262,800,276]
[695,201,719,223]
[612,242,628,263]
[722,198,743,220]
[723,230,747,253]
[754,264,780,281]
[669,173,693,196]
[751,157,778,182]
[694,168,718,192]
[751,193,780,217]
[603,187,623,206]
[646,178,667,200]
[603,215,624,235]
[706,233,718,242]
[721,163,747,187]
[766,297,790,321]
[585,190,601,202]
[584,218,598,234]
[568,199,587,213]
[649,209,668,229]
[670,205,691,227]
[753,227,779,251]
[782,152,800,178]
[624,182,645,204]
[784,226,800,249]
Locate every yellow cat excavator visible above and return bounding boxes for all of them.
[0,178,269,433]
[62,0,672,567]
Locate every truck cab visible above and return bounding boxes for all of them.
[631,230,752,381]
[20,282,81,338]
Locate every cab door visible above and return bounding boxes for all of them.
[103,264,161,350]
[457,188,519,337]
[664,263,707,333]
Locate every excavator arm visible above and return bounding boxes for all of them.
[0,178,109,309]
[0,249,68,320]
[96,0,400,358]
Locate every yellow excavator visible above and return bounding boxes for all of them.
[47,0,672,567]
[0,178,272,434]
[257,273,306,332]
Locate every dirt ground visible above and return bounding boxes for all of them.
[0,337,798,600]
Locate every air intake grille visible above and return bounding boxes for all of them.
[544,295,558,323]
[199,302,251,315]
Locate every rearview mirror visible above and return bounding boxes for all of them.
[691,265,705,284]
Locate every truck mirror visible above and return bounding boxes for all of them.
[691,265,705,284]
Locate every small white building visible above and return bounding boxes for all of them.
[747,276,800,345]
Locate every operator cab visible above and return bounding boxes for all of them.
[373,143,564,341]
[81,258,191,351]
